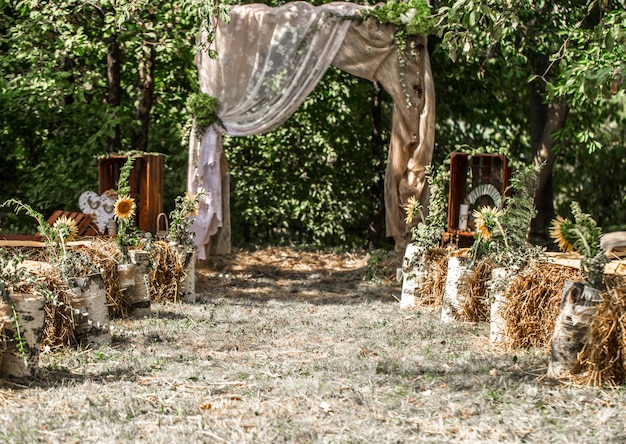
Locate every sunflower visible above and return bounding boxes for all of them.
[472,206,502,241]
[184,192,199,216]
[52,215,78,242]
[403,196,421,224]
[114,195,136,220]
[549,215,576,252]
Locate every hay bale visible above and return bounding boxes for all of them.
[460,260,495,323]
[41,275,79,349]
[81,239,129,318]
[150,241,185,303]
[575,286,626,386]
[420,249,448,307]
[501,261,584,350]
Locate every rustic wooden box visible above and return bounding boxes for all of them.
[98,154,164,235]
[445,152,510,247]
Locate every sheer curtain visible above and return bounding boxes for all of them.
[332,22,435,243]
[188,2,362,258]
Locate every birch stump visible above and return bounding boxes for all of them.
[442,256,473,323]
[1,291,45,378]
[69,274,111,347]
[489,267,510,344]
[547,281,601,379]
[128,250,151,318]
[400,244,426,310]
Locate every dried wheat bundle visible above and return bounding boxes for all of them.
[81,239,129,318]
[461,260,495,322]
[575,286,626,387]
[420,249,448,307]
[501,261,584,350]
[150,241,185,302]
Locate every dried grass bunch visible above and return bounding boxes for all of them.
[41,273,78,348]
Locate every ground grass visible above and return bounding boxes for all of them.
[1,247,625,443]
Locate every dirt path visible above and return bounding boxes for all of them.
[1,247,625,443]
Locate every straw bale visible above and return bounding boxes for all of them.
[420,248,448,307]
[41,273,79,348]
[501,261,584,350]
[460,260,495,323]
[574,286,626,387]
[80,239,129,318]
[150,241,186,303]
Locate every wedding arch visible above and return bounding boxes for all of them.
[187,1,435,259]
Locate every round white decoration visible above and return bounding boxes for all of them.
[78,190,117,233]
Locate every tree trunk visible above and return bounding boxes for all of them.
[107,36,122,152]
[529,81,568,245]
[529,3,599,245]
[132,44,155,152]
[367,81,386,248]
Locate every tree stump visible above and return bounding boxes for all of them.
[127,250,151,318]
[1,291,45,378]
[69,274,111,347]
[489,267,510,344]
[442,256,473,323]
[547,281,601,379]
[400,244,426,310]
[118,263,136,290]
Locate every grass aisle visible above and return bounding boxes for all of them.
[1,248,625,443]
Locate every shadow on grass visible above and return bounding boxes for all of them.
[196,265,399,306]
[373,349,551,393]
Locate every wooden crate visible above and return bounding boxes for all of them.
[98,154,164,235]
[445,152,510,247]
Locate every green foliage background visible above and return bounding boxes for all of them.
[1,0,625,249]
[224,67,391,248]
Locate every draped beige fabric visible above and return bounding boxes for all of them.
[332,20,435,245]
[189,2,435,257]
